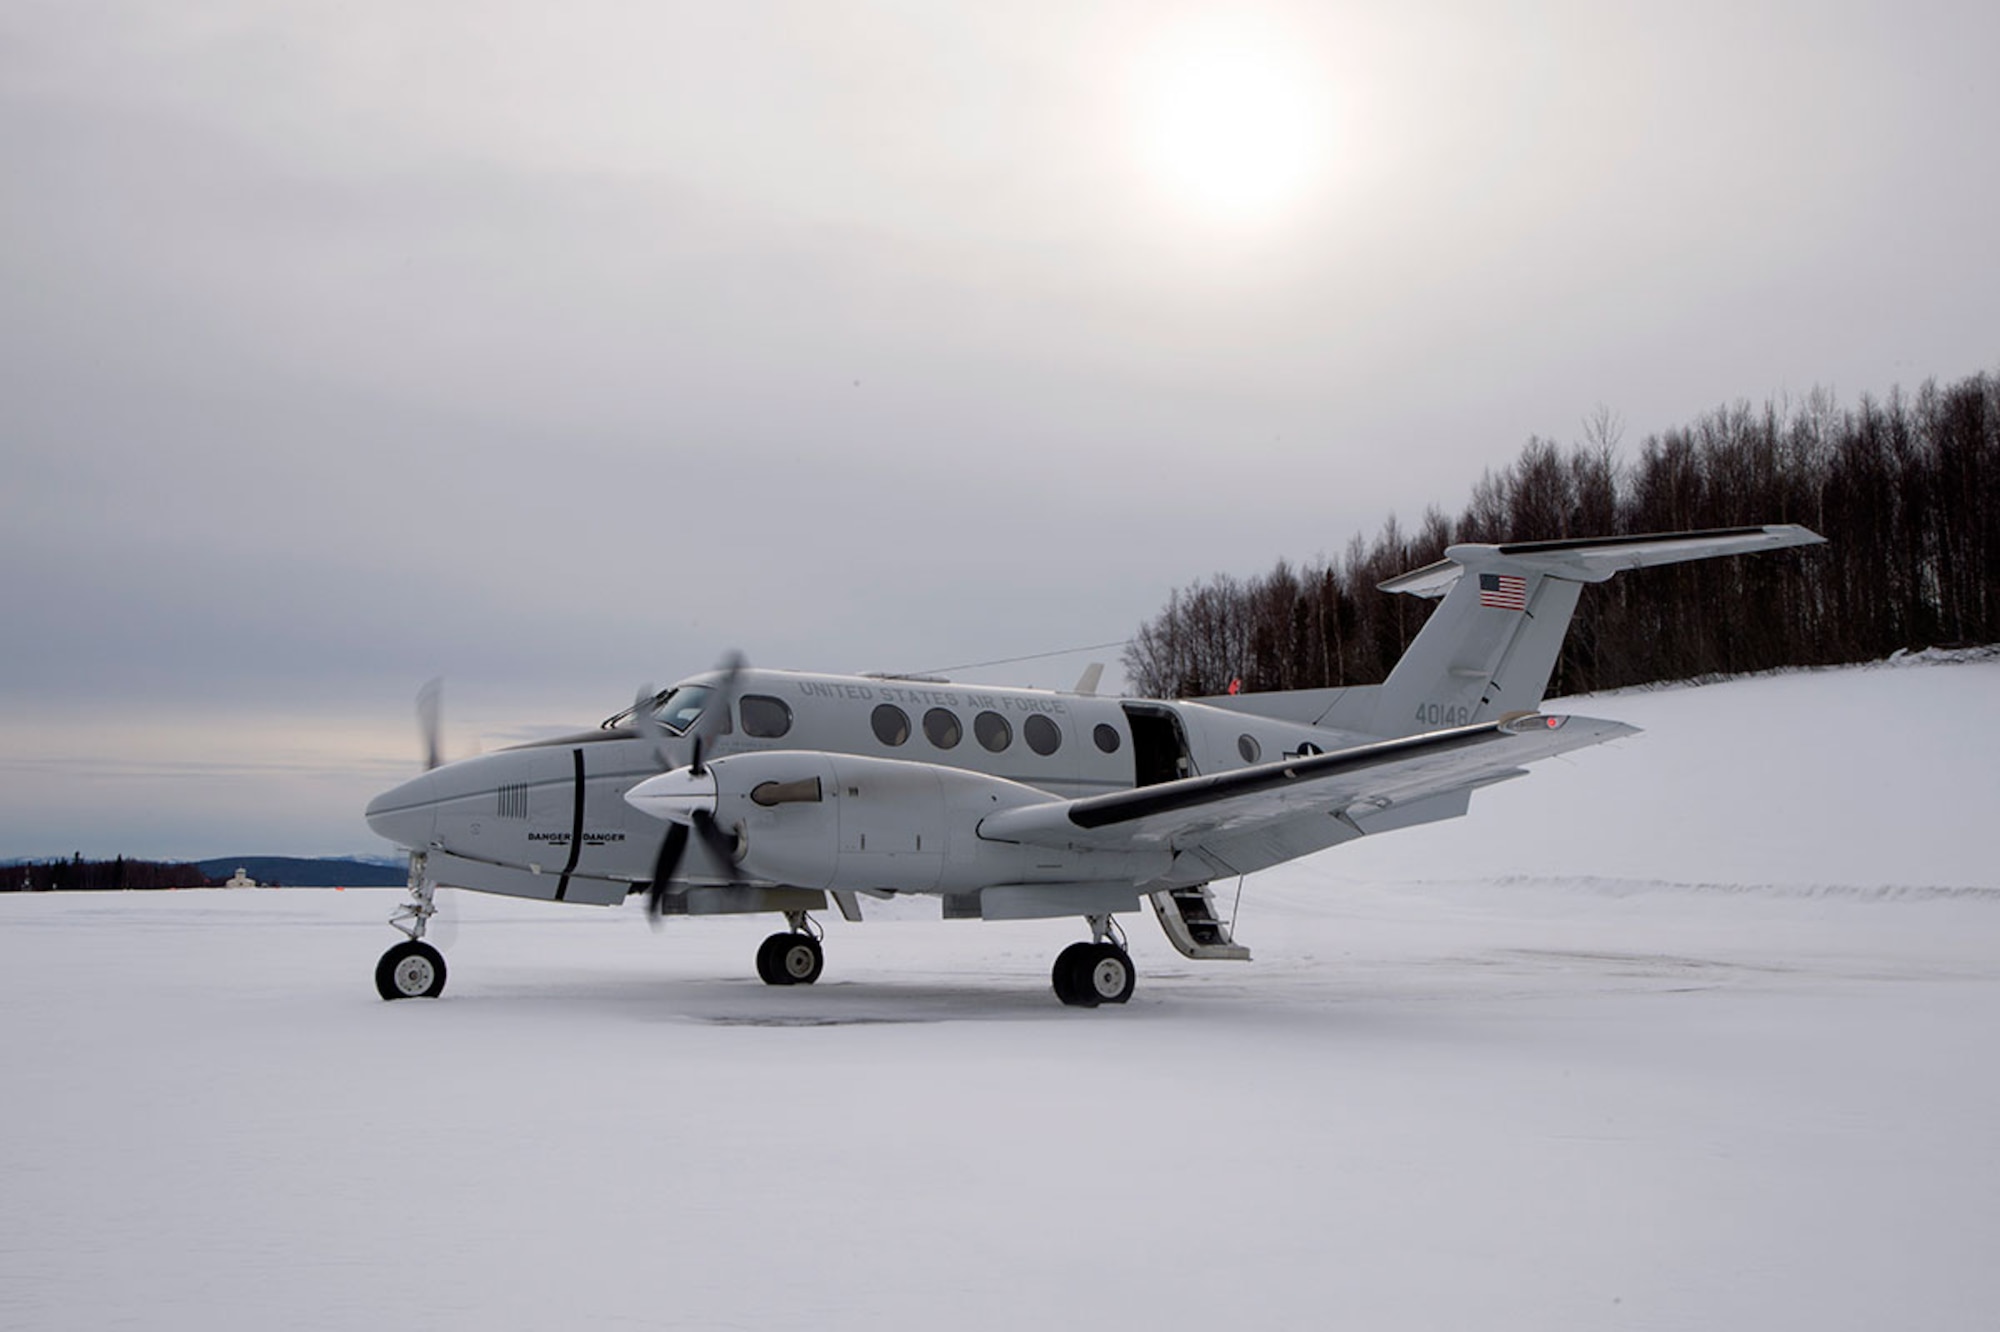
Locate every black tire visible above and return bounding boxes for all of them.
[755,932,794,986]
[1084,942,1136,1005]
[376,940,447,1000]
[1051,941,1101,1007]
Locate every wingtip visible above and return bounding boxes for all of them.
[1574,715,1642,741]
[1502,711,1641,741]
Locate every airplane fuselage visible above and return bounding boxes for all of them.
[365,667,1374,910]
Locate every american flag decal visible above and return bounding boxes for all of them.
[1478,572,1528,610]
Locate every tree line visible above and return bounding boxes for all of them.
[2,856,220,892]
[1125,370,1999,699]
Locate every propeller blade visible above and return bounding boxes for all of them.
[692,651,746,776]
[690,808,738,865]
[630,682,671,768]
[645,822,691,921]
[428,884,459,952]
[417,678,443,771]
[715,650,746,701]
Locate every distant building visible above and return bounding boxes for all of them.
[224,867,257,888]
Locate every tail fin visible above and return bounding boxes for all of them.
[1364,525,1823,735]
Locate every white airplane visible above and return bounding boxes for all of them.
[365,524,1823,1006]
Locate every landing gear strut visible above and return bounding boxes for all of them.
[1051,914,1135,1007]
[755,910,824,986]
[376,852,448,1000]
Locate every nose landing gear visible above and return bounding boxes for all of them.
[376,853,448,1000]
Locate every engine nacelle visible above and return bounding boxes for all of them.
[657,751,1170,894]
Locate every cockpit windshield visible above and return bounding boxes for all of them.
[652,685,712,735]
[602,684,713,735]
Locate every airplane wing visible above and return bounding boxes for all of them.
[977,713,1636,863]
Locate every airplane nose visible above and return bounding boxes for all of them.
[366,772,438,850]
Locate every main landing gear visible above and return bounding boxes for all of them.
[755,911,824,987]
[1051,914,1135,1008]
[376,853,448,1001]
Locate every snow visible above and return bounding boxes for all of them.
[3,656,1997,1331]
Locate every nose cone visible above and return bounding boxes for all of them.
[625,767,717,825]
[366,771,439,850]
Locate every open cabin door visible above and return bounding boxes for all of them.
[1121,704,1195,788]
[1121,703,1248,960]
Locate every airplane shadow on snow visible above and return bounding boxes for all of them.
[423,966,1240,1026]
[432,972,1136,1020]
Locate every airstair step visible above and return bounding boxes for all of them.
[1149,884,1251,961]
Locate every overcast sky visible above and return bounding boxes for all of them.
[5,0,1996,857]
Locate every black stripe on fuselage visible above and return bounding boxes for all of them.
[554,748,586,902]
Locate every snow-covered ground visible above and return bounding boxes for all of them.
[3,655,1996,1331]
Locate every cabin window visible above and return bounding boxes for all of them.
[1093,723,1122,753]
[739,695,792,739]
[973,710,1011,752]
[871,703,911,747]
[923,707,962,749]
[1024,714,1062,756]
[1238,734,1262,763]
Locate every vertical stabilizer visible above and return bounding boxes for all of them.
[1372,565,1582,732]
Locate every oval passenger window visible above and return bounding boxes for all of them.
[739,695,793,739]
[871,704,912,747]
[973,710,1011,752]
[923,708,962,749]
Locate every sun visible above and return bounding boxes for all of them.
[1130,16,1330,225]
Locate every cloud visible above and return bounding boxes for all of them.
[4,0,1999,853]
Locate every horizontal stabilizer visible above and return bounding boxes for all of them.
[1379,524,1825,599]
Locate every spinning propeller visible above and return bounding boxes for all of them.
[417,677,444,773]
[636,652,747,921]
[405,678,455,948]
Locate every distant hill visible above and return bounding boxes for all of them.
[196,857,407,888]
